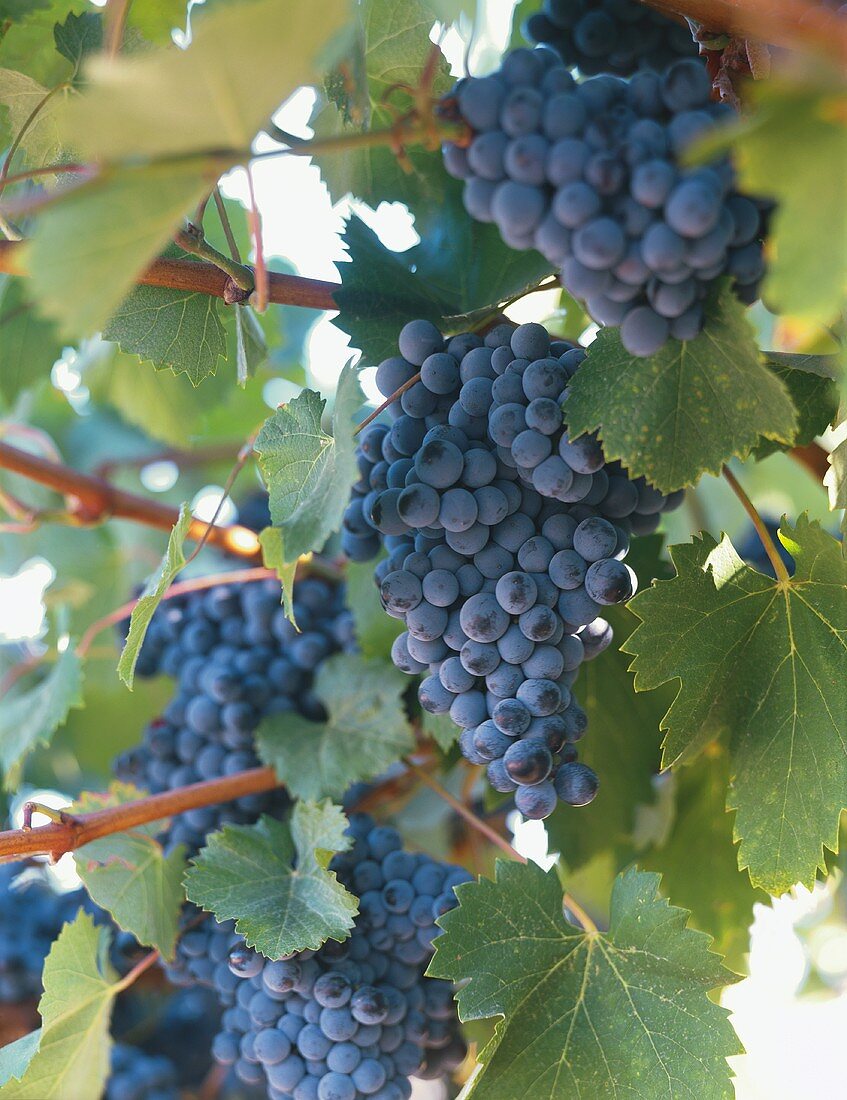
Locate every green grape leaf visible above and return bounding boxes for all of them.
[126,0,187,44]
[0,644,83,788]
[28,160,211,339]
[429,862,740,1100]
[311,0,454,221]
[257,527,298,624]
[697,76,847,323]
[61,0,349,161]
[624,517,847,894]
[232,302,268,383]
[641,751,762,974]
[52,10,102,72]
[102,251,227,385]
[258,653,414,800]
[421,710,459,753]
[346,556,404,659]
[0,2,85,87]
[117,502,192,688]
[0,277,63,405]
[753,352,839,460]
[0,1033,41,1089]
[185,803,358,958]
[0,1,51,20]
[72,784,186,961]
[825,435,847,543]
[0,67,67,166]
[564,282,798,492]
[334,206,553,365]
[0,912,119,1100]
[88,345,271,450]
[255,364,362,591]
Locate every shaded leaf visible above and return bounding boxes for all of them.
[73,784,187,961]
[825,435,847,544]
[53,10,102,73]
[624,517,847,893]
[698,76,847,323]
[257,653,413,800]
[641,751,762,973]
[0,644,83,788]
[185,803,358,958]
[430,862,740,1099]
[345,555,403,659]
[334,206,553,365]
[754,353,839,460]
[117,503,191,687]
[311,0,453,221]
[0,1032,41,1088]
[564,282,797,492]
[0,277,63,404]
[0,67,67,166]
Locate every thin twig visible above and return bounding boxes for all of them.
[213,187,243,263]
[113,947,161,993]
[104,0,132,58]
[244,164,268,313]
[405,761,598,933]
[723,465,791,584]
[182,428,260,567]
[0,83,71,201]
[354,373,422,436]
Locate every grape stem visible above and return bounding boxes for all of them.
[113,947,162,994]
[405,760,599,934]
[0,440,262,559]
[722,464,790,584]
[354,373,422,436]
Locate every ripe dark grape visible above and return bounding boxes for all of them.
[441,54,769,355]
[206,816,467,1099]
[342,320,686,818]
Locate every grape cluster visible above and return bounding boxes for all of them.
[441,51,768,355]
[523,0,696,76]
[106,1045,179,1100]
[486,322,683,531]
[342,319,682,817]
[209,814,467,1100]
[115,575,356,853]
[0,864,83,1005]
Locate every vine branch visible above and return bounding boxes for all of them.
[0,767,282,862]
[0,440,262,559]
[0,240,338,310]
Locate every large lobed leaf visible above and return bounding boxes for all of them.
[0,913,120,1099]
[430,861,740,1099]
[564,283,797,493]
[72,784,187,961]
[185,802,358,959]
[624,517,847,894]
[257,653,414,800]
[753,352,839,461]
